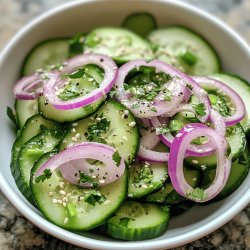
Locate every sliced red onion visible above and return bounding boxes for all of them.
[168,123,231,202]
[151,108,226,157]
[193,76,246,126]
[116,60,186,118]
[43,54,118,110]
[13,74,43,100]
[35,142,125,187]
[137,146,169,163]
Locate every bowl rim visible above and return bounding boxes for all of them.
[1,0,250,249]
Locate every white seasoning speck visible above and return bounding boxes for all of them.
[64,217,69,224]
[99,179,105,184]
[75,133,81,138]
[60,190,66,195]
[96,117,101,121]
[123,136,128,141]
[57,200,63,204]
[55,86,59,91]
[63,197,68,202]
[142,184,148,189]
[49,192,53,197]
[104,200,111,205]
[192,178,197,181]
[176,133,182,138]
[66,193,72,197]
[201,165,207,171]
[72,128,76,133]
[192,160,199,164]
[72,122,78,126]
[59,182,64,189]
[80,196,84,201]
[63,202,67,207]
[124,110,129,115]
[127,193,133,197]
[52,199,58,204]
[72,137,77,141]
[128,121,136,127]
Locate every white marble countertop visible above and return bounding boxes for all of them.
[0,0,250,249]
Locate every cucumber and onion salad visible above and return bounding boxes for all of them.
[8,12,250,241]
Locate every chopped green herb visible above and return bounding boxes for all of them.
[35,169,52,183]
[151,107,157,113]
[85,33,102,47]
[58,84,81,101]
[69,68,85,79]
[68,33,85,57]
[156,126,170,135]
[79,173,93,183]
[133,163,153,184]
[209,94,218,105]
[180,50,198,66]
[208,93,230,117]
[85,190,106,206]
[193,103,206,116]
[163,88,172,101]
[186,84,193,90]
[87,113,110,143]
[132,103,140,109]
[112,151,122,167]
[169,119,184,134]
[187,187,207,200]
[119,217,131,227]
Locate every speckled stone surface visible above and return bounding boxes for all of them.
[0,0,250,249]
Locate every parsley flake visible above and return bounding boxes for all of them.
[112,151,122,167]
[193,103,206,116]
[35,169,52,183]
[187,187,207,201]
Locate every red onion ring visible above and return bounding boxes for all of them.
[137,146,169,163]
[193,76,246,126]
[13,74,43,100]
[151,108,226,157]
[43,54,118,110]
[168,123,231,202]
[35,142,125,187]
[116,60,186,118]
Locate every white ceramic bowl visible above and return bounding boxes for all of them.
[0,0,250,249]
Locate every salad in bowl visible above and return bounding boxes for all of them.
[8,12,250,241]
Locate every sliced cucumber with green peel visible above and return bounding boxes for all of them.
[185,124,246,170]
[11,114,57,182]
[38,65,105,123]
[201,146,250,201]
[210,73,250,131]
[17,128,65,202]
[169,200,194,217]
[122,12,157,38]
[127,161,168,198]
[145,166,200,204]
[59,100,139,164]
[21,38,69,76]
[84,27,153,63]
[148,26,220,75]
[31,153,128,230]
[15,99,38,128]
[107,201,169,240]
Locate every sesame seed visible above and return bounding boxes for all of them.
[63,197,68,202]
[201,165,207,170]
[63,202,67,207]
[127,193,133,197]
[49,192,53,197]
[52,199,58,204]
[75,133,81,138]
[64,217,69,224]
[176,133,182,138]
[80,196,84,201]
[96,117,101,121]
[192,178,197,181]
[142,184,148,189]
[99,179,105,184]
[60,190,66,195]
[59,182,64,189]
[72,122,78,126]
[124,110,129,115]
[123,136,128,141]
[104,200,111,205]
[72,137,77,141]
[72,128,76,133]
[128,121,136,127]
[192,160,199,164]
[66,193,72,197]
[57,200,63,204]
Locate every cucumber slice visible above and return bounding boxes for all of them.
[17,128,65,202]
[15,99,38,128]
[59,100,139,165]
[21,38,69,76]
[128,161,168,198]
[201,145,250,201]
[169,200,194,217]
[84,27,153,64]
[107,201,169,240]
[185,124,246,170]
[145,166,200,204]
[210,73,250,131]
[122,12,157,38]
[38,65,105,123]
[148,26,220,75]
[31,153,127,230]
[11,114,57,183]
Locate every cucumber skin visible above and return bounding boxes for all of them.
[107,203,169,241]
